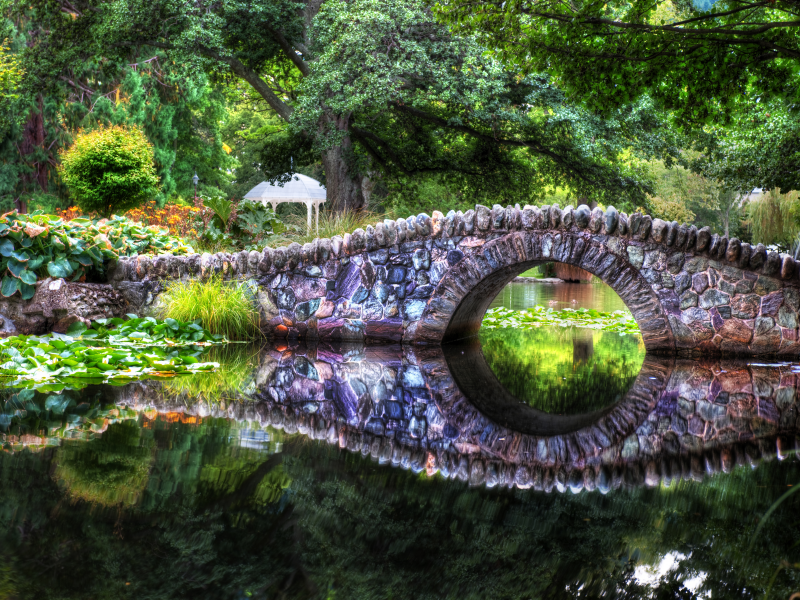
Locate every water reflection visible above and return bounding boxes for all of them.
[4,343,799,493]
[479,327,646,415]
[1,342,800,597]
[489,280,629,312]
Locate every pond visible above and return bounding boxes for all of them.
[0,279,799,598]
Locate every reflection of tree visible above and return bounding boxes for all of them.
[479,328,644,414]
[2,415,800,598]
[571,329,594,365]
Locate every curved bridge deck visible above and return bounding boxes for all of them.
[110,203,800,356]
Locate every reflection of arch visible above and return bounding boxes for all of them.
[413,231,675,353]
[438,340,670,445]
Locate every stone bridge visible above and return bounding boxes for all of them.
[109,203,800,356]
[105,343,800,492]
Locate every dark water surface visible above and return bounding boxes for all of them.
[1,284,800,598]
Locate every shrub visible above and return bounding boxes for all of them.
[0,211,193,299]
[159,277,261,340]
[59,125,160,217]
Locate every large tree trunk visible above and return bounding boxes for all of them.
[17,94,48,213]
[320,117,366,213]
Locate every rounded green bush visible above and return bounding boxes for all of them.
[59,125,160,217]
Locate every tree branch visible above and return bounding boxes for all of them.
[114,40,294,121]
[266,26,311,77]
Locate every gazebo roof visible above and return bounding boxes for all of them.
[243,174,326,202]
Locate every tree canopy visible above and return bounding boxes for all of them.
[437,0,800,123]
[12,0,688,211]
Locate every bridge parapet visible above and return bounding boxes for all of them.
[108,203,800,355]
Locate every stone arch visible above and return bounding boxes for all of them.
[411,230,676,353]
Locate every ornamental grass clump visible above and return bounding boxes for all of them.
[160,278,262,341]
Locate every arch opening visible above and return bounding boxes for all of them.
[415,232,676,353]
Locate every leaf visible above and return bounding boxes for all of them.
[65,321,88,336]
[7,259,25,277]
[0,239,14,257]
[47,258,73,279]
[18,282,35,300]
[19,269,37,286]
[72,252,94,266]
[0,275,19,297]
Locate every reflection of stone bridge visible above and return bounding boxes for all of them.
[112,204,800,356]
[110,343,800,492]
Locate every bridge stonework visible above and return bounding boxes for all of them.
[109,203,800,356]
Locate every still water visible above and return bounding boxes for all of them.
[0,281,799,598]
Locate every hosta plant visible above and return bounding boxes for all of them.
[0,211,193,300]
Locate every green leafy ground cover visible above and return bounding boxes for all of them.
[0,211,193,300]
[0,317,223,390]
[482,306,640,335]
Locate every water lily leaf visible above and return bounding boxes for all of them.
[0,275,19,297]
[65,321,87,336]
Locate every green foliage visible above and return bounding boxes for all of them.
[0,211,192,299]
[646,158,743,238]
[746,188,800,249]
[18,0,688,212]
[0,39,22,102]
[437,0,800,126]
[59,125,160,216]
[479,326,645,414]
[197,195,293,251]
[0,317,222,388]
[54,420,155,507]
[159,277,262,341]
[162,344,261,402]
[483,306,640,335]
[202,193,235,228]
[293,0,682,209]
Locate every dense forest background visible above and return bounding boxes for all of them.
[2,0,800,247]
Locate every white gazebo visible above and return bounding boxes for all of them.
[244,174,326,233]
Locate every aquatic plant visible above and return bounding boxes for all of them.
[0,317,222,388]
[0,211,193,300]
[159,277,262,340]
[482,305,640,335]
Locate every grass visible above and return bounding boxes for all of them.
[286,209,386,244]
[159,277,262,340]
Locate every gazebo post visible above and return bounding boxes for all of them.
[315,201,320,235]
[306,201,312,234]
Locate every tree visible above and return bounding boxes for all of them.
[437,0,800,124]
[18,0,685,213]
[59,125,160,216]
